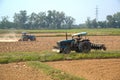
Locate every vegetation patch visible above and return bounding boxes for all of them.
[27,61,85,80]
[0,28,120,36]
[0,51,120,64]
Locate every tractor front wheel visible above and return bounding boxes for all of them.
[63,47,71,54]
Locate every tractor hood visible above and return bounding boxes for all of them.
[57,39,74,44]
[57,39,74,48]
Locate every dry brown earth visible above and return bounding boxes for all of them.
[0,35,120,80]
[0,62,52,80]
[0,59,120,80]
[0,36,120,52]
[46,59,120,80]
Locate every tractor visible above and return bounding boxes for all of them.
[18,32,36,41]
[54,32,106,54]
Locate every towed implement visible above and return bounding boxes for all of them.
[54,32,106,54]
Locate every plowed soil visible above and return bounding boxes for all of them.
[0,62,52,80]
[0,36,120,52]
[46,59,120,80]
[0,35,120,80]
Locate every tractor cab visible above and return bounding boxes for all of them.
[72,32,89,42]
[22,32,27,36]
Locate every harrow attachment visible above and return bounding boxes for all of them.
[91,43,106,51]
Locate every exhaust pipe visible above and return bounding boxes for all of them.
[66,32,68,40]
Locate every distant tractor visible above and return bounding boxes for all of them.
[19,32,36,41]
[54,32,106,54]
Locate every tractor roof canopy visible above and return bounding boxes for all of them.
[22,32,27,34]
[72,32,87,37]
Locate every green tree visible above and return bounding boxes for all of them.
[46,10,69,29]
[98,21,107,28]
[0,16,16,29]
[55,11,65,29]
[13,10,27,29]
[0,10,75,29]
[46,10,53,28]
[113,12,120,28]
[91,19,98,28]
[28,12,38,29]
[106,15,115,28]
[64,16,75,29]
[85,17,92,28]
[37,12,47,28]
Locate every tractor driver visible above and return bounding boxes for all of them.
[22,32,27,36]
[77,35,82,41]
[72,34,82,41]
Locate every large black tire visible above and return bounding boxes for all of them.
[30,36,36,41]
[34,38,36,41]
[63,47,71,54]
[22,35,28,41]
[30,37,36,41]
[75,48,82,53]
[23,37,28,41]
[79,41,91,53]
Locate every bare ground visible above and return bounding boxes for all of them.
[46,59,120,80]
[0,36,120,52]
[0,36,120,80]
[0,62,52,80]
[0,59,120,80]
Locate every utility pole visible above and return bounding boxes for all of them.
[96,5,98,22]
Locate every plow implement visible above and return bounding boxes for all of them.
[91,43,106,51]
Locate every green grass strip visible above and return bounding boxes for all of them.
[27,61,85,80]
[66,51,120,60]
[0,28,120,36]
[0,51,120,64]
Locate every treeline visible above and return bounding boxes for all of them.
[0,10,75,29]
[85,12,120,28]
[0,10,120,29]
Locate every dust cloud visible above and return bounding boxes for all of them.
[0,29,19,42]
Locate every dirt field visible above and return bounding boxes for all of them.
[0,35,120,80]
[0,59,119,80]
[0,62,52,80]
[46,59,120,80]
[0,36,120,52]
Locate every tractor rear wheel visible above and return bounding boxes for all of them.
[79,41,91,53]
[75,47,82,53]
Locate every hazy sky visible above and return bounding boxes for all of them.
[0,0,120,24]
